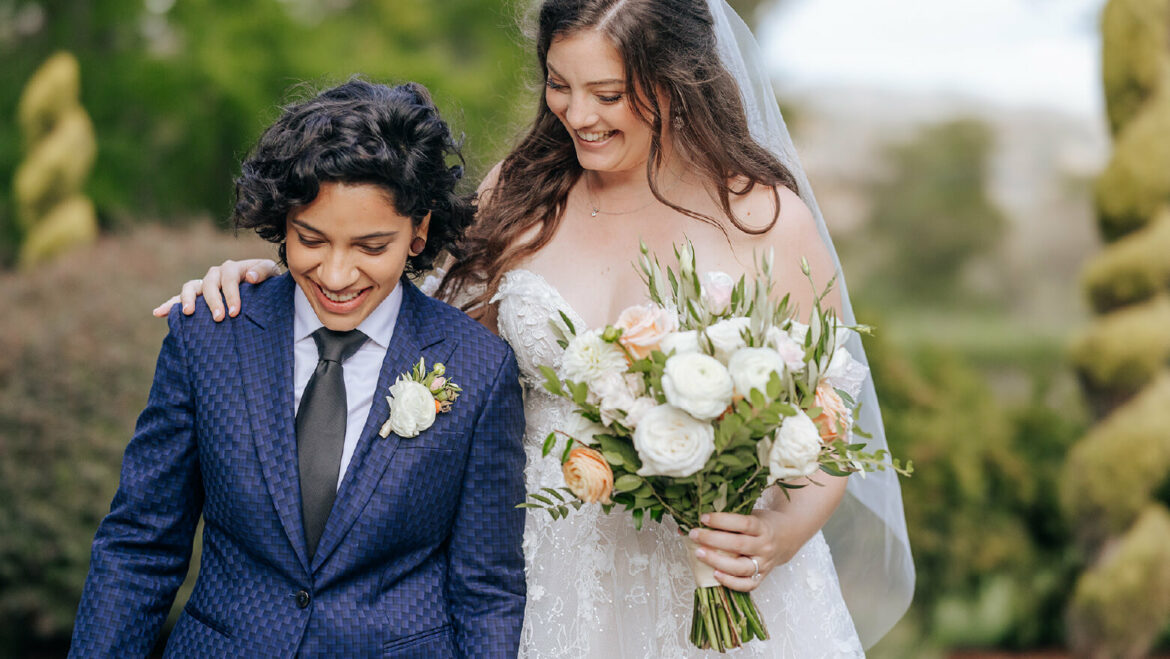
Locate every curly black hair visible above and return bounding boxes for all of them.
[232,77,474,275]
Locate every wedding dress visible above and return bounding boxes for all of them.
[493,267,866,658]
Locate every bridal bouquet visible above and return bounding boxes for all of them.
[520,240,910,651]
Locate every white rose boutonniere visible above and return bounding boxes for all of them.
[379,358,461,439]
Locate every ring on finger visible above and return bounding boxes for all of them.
[749,556,761,580]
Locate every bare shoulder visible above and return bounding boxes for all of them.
[732,184,841,313]
[476,160,505,202]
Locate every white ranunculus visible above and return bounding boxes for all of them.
[381,380,437,438]
[633,404,716,477]
[661,353,734,420]
[704,317,751,363]
[560,329,627,385]
[766,326,808,374]
[766,410,822,484]
[727,347,787,399]
[660,330,701,357]
[700,271,735,316]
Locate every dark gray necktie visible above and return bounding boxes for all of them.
[297,327,367,559]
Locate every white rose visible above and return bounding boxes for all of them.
[700,271,735,316]
[704,317,750,363]
[561,329,627,384]
[727,347,787,398]
[661,353,734,420]
[381,380,437,438]
[766,326,807,374]
[766,410,822,484]
[660,330,701,356]
[633,404,716,477]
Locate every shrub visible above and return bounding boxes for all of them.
[0,222,270,652]
[1082,208,1170,313]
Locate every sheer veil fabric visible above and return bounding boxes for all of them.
[707,0,915,646]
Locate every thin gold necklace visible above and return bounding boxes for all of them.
[583,171,681,218]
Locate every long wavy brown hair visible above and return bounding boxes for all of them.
[439,0,798,314]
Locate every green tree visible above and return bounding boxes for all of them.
[0,0,528,264]
[857,119,1008,305]
[1062,0,1170,655]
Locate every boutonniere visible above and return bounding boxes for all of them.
[379,358,462,438]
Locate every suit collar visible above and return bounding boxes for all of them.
[236,274,312,571]
[310,277,455,570]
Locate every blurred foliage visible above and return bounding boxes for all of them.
[1061,372,1170,551]
[850,119,1008,306]
[0,0,529,266]
[862,320,1084,651]
[1069,295,1170,412]
[1100,0,1169,134]
[0,222,270,653]
[1065,0,1170,654]
[1093,86,1170,241]
[1067,504,1170,659]
[1082,208,1170,314]
[14,51,98,267]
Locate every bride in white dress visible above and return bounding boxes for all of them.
[159,0,914,655]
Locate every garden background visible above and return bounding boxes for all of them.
[2,0,1166,656]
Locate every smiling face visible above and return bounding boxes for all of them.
[544,30,659,175]
[286,181,428,331]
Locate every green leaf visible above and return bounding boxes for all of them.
[540,366,563,396]
[713,481,728,512]
[632,508,645,531]
[561,439,574,464]
[516,502,546,510]
[542,433,557,457]
[542,487,567,502]
[614,474,643,492]
[529,493,555,506]
[558,310,576,336]
[766,372,783,400]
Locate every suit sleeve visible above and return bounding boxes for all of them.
[69,308,204,658]
[445,346,527,658]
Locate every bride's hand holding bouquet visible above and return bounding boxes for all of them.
[522,239,911,652]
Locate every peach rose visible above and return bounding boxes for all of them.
[562,446,614,504]
[812,382,851,443]
[614,304,678,360]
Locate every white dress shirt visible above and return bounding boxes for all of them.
[293,282,403,489]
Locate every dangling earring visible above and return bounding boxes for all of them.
[409,237,426,256]
[672,113,684,130]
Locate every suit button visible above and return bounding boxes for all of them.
[295,590,311,609]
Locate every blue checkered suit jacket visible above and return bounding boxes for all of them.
[70,274,527,658]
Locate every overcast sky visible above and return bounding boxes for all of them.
[759,0,1107,118]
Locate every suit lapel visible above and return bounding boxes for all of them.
[311,279,454,570]
[235,274,311,573]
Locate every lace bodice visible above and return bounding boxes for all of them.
[493,268,864,658]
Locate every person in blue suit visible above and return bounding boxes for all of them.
[70,79,527,658]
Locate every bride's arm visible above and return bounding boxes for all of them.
[690,186,851,593]
[151,259,280,320]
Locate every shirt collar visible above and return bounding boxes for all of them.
[293,280,404,350]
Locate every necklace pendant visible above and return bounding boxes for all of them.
[591,208,599,218]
